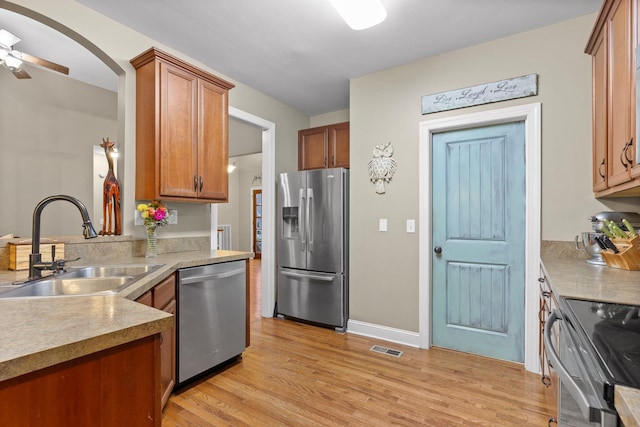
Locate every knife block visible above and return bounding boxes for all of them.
[8,240,65,271]
[600,235,640,270]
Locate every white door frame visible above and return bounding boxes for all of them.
[228,106,275,318]
[418,103,541,373]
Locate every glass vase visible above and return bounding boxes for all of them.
[145,225,158,258]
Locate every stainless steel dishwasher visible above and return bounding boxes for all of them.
[176,260,246,386]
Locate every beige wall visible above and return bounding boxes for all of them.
[3,0,308,240]
[0,65,117,237]
[349,14,640,332]
[310,109,349,127]
[218,153,262,252]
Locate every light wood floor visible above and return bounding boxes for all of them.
[162,259,556,426]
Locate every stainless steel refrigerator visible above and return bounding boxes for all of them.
[277,168,349,331]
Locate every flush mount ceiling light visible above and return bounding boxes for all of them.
[227,162,237,173]
[328,0,387,30]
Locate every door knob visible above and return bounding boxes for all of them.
[434,246,442,254]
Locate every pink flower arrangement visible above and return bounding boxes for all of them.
[137,200,169,232]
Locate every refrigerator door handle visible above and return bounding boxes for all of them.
[281,270,334,282]
[299,188,306,248]
[307,188,314,249]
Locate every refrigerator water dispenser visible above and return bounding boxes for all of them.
[282,207,299,238]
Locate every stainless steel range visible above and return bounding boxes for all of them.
[545,298,640,426]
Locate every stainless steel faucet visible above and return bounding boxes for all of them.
[29,195,99,279]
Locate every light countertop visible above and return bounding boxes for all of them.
[541,256,640,426]
[0,250,252,382]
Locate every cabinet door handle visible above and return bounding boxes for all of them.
[620,140,631,169]
[193,175,198,192]
[199,176,203,192]
[598,158,606,179]
[624,137,634,165]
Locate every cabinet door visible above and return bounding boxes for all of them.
[329,122,350,168]
[198,79,229,201]
[298,127,328,170]
[607,0,635,187]
[160,62,199,198]
[592,29,609,192]
[159,299,176,409]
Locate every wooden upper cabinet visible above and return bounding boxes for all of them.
[131,48,234,203]
[587,0,640,196]
[608,0,635,187]
[298,122,350,170]
[329,122,350,168]
[592,29,608,192]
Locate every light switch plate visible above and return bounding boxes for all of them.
[379,218,388,232]
[406,219,415,233]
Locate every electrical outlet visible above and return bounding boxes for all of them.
[167,209,178,224]
[134,210,143,226]
[379,218,387,232]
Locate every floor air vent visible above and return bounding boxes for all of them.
[370,345,403,358]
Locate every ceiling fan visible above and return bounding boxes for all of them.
[0,28,69,79]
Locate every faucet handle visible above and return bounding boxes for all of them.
[53,256,81,273]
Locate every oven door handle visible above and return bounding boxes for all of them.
[544,309,593,422]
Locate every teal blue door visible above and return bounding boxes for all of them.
[431,121,525,362]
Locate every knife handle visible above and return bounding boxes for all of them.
[622,219,637,237]
[600,226,615,239]
[607,220,629,239]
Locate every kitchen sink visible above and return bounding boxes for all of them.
[0,264,164,298]
[63,264,162,279]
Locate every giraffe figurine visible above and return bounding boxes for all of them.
[100,137,122,235]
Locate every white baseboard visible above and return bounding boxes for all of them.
[347,319,421,348]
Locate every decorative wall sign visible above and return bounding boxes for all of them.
[421,74,537,114]
[367,141,397,194]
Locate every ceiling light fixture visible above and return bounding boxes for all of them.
[328,0,387,30]
[227,162,237,173]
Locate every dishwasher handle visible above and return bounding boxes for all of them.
[179,267,245,285]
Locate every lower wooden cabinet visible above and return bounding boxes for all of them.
[137,274,176,409]
[0,335,161,426]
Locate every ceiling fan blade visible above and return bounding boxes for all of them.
[11,67,31,79]
[0,29,20,48]
[20,52,69,75]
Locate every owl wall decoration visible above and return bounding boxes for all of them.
[367,141,397,194]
